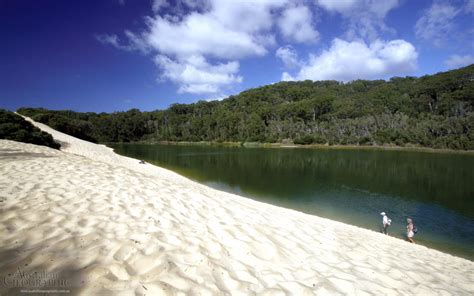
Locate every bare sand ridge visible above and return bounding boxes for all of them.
[0,119,473,295]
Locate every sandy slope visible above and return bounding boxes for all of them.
[0,120,473,295]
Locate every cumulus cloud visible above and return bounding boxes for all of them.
[100,0,408,94]
[144,14,268,60]
[154,54,242,94]
[142,1,288,94]
[316,0,399,40]
[278,6,319,43]
[276,45,300,68]
[444,54,474,69]
[211,1,287,34]
[287,38,417,81]
[145,1,291,60]
[99,0,310,94]
[415,2,460,46]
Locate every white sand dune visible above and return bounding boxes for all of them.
[0,119,473,295]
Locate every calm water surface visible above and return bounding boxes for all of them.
[111,144,474,260]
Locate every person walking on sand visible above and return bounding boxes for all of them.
[381,212,391,235]
[406,218,415,243]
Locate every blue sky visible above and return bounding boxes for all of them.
[1,0,473,112]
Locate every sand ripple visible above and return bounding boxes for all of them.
[1,123,473,295]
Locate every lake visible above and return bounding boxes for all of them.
[110,143,474,260]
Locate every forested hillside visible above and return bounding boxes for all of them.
[18,65,474,150]
[0,110,60,149]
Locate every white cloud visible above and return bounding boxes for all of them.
[152,0,168,12]
[154,54,242,94]
[282,72,296,81]
[99,0,409,96]
[211,1,287,34]
[316,0,399,40]
[123,30,150,53]
[96,34,132,51]
[444,54,474,69]
[415,2,460,46]
[366,0,400,18]
[152,0,211,14]
[144,1,293,60]
[96,32,149,53]
[317,0,398,17]
[103,0,297,94]
[144,14,268,60]
[289,38,417,81]
[317,0,358,12]
[204,95,228,102]
[278,6,319,43]
[276,45,300,68]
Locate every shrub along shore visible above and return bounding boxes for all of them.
[114,139,474,154]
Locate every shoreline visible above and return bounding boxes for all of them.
[1,118,473,295]
[114,140,474,155]
[110,144,474,261]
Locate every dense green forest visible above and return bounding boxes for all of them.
[17,64,474,150]
[0,109,60,149]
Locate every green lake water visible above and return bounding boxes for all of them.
[110,143,474,261]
